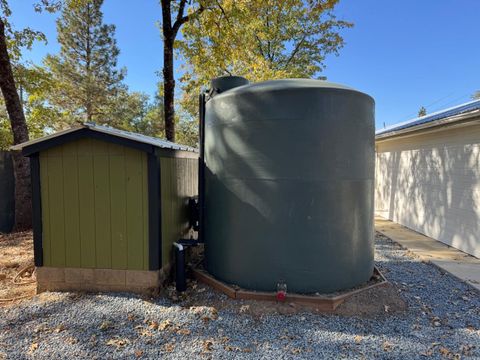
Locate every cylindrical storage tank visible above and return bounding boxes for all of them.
[203,78,375,293]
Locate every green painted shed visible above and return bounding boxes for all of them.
[13,123,198,293]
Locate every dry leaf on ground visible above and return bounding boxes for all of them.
[147,320,159,330]
[176,328,191,335]
[202,339,214,352]
[134,349,143,357]
[99,321,113,331]
[54,324,66,333]
[383,341,393,352]
[28,342,38,353]
[106,337,129,348]
[158,320,172,331]
[164,342,175,352]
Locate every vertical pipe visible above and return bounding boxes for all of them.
[198,93,206,243]
[174,243,186,292]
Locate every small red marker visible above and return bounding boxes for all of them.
[276,291,286,302]
[276,281,287,302]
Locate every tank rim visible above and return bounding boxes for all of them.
[210,78,374,104]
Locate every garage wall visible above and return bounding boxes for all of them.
[375,122,480,258]
[40,138,149,270]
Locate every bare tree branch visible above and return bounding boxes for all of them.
[172,3,204,37]
[284,34,307,68]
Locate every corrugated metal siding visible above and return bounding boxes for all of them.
[375,124,480,257]
[40,138,149,269]
[160,157,198,265]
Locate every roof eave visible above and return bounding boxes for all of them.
[375,110,480,142]
[19,127,156,156]
[10,126,84,152]
[10,123,199,155]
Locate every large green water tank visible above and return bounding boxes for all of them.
[203,77,375,293]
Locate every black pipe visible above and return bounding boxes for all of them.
[173,239,200,292]
[198,92,206,243]
[174,242,186,292]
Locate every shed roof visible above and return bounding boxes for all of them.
[376,99,480,138]
[11,122,198,155]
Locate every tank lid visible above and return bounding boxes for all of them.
[210,76,249,93]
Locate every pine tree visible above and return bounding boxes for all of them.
[45,0,125,123]
[418,106,427,117]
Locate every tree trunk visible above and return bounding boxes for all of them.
[0,19,32,230]
[161,0,176,142]
[163,37,175,142]
[160,0,204,142]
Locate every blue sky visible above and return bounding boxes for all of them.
[10,0,480,129]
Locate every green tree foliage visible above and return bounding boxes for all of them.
[0,0,55,62]
[0,63,62,149]
[178,0,352,118]
[110,80,199,146]
[473,91,480,100]
[0,0,49,150]
[418,106,427,117]
[176,117,198,147]
[0,1,66,151]
[44,0,125,123]
[0,0,62,229]
[111,87,165,138]
[132,82,165,138]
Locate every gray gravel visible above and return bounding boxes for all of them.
[1,233,479,359]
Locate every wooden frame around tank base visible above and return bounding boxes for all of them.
[192,267,388,312]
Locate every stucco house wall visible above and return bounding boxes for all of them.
[375,122,480,258]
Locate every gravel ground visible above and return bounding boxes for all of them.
[1,233,479,359]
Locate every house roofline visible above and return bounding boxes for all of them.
[376,109,480,142]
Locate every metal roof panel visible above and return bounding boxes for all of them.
[376,99,480,136]
[11,122,198,153]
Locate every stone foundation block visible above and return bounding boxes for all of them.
[36,267,166,295]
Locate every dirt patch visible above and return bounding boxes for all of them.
[163,279,407,319]
[335,283,407,317]
[176,257,405,318]
[0,231,36,306]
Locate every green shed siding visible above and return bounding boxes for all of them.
[40,138,149,270]
[160,156,198,265]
